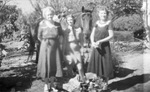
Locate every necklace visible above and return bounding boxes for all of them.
[99,20,107,24]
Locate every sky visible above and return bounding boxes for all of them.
[7,0,35,15]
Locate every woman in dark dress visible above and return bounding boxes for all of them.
[36,7,63,92]
[87,6,114,90]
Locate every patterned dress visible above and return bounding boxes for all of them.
[36,21,63,80]
[87,22,114,79]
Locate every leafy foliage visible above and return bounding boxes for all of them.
[27,11,42,29]
[113,31,134,41]
[0,5,20,41]
[0,4,31,44]
[0,5,18,25]
[113,14,143,32]
[109,0,142,19]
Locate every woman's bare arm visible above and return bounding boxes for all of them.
[97,21,114,43]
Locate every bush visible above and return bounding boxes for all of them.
[113,14,143,32]
[113,31,134,41]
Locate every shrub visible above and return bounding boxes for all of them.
[113,31,134,42]
[113,14,143,32]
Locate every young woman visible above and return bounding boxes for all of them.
[36,7,63,92]
[63,14,85,82]
[87,6,114,90]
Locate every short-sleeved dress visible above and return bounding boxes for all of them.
[36,21,63,80]
[87,21,114,79]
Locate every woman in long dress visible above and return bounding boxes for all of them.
[87,6,114,90]
[63,15,85,82]
[36,7,63,92]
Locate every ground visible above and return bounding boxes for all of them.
[0,41,150,92]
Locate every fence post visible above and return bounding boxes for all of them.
[141,0,150,48]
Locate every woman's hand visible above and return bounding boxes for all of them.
[96,41,101,45]
[91,42,99,48]
[92,41,101,48]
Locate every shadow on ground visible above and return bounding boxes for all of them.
[0,62,37,92]
[109,74,150,91]
[114,67,135,78]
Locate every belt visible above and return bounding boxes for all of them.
[42,37,58,46]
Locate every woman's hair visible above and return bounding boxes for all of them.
[66,14,74,20]
[96,5,109,15]
[42,6,55,19]
[96,5,114,20]
[66,14,75,23]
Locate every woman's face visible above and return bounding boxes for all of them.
[45,10,54,20]
[67,16,74,26]
[98,10,108,21]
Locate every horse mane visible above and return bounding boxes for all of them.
[59,18,67,31]
[74,13,83,29]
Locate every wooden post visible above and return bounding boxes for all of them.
[141,0,150,48]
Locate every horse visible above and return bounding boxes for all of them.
[72,6,94,65]
[75,7,93,48]
[27,6,93,64]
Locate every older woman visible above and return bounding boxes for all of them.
[36,7,63,92]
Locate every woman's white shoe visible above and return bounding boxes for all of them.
[51,87,58,92]
[44,84,49,92]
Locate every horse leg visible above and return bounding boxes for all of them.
[83,34,87,47]
[85,34,90,53]
[88,34,91,48]
[35,43,40,64]
[35,51,38,64]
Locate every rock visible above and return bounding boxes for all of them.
[2,50,8,56]
[10,88,15,92]
[63,75,81,92]
[85,72,97,80]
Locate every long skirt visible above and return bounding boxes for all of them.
[87,42,114,78]
[36,38,63,80]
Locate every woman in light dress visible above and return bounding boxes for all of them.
[36,7,63,92]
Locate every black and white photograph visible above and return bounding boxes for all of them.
[0,0,150,92]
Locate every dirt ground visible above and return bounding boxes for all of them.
[109,48,150,92]
[0,41,150,92]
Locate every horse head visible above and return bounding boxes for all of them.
[56,6,94,47]
[81,6,93,34]
[74,6,93,46]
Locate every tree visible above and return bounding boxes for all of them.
[107,0,142,20]
[0,0,11,11]
[113,14,143,32]
[0,2,21,40]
